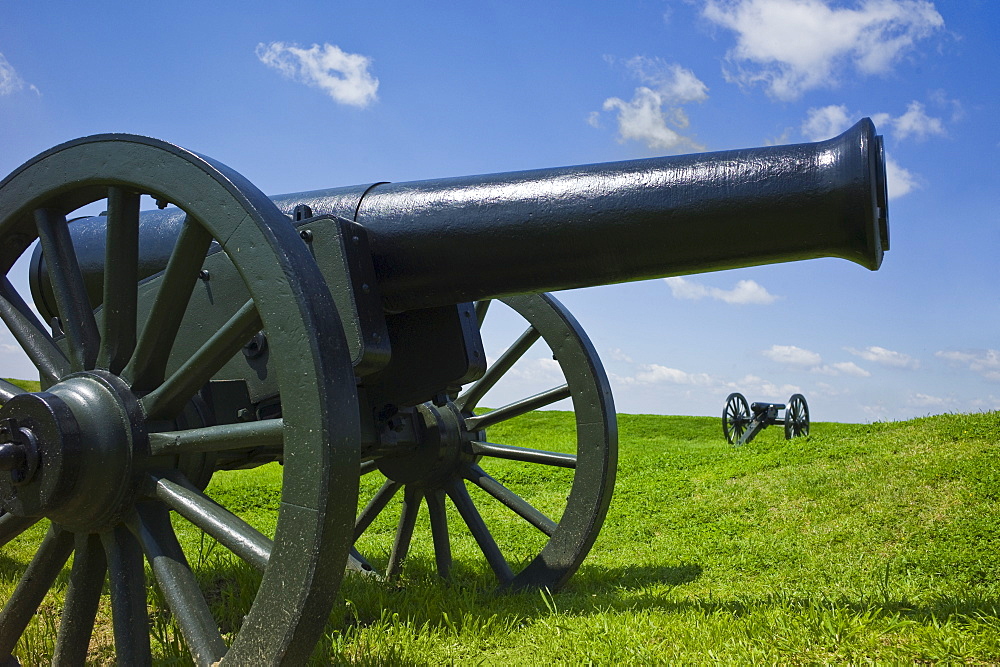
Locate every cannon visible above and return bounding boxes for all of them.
[0,119,887,664]
[722,393,810,446]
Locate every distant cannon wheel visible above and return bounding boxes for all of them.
[723,392,751,445]
[784,394,810,439]
[0,136,358,664]
[351,293,616,590]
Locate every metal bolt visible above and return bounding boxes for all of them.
[293,204,313,221]
[199,269,210,281]
[300,229,313,243]
[243,331,267,359]
[156,198,168,209]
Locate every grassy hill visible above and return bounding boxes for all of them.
[3,409,1000,663]
[328,411,1000,664]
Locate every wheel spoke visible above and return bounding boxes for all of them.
[152,475,271,572]
[465,464,556,536]
[102,523,152,666]
[359,459,377,475]
[465,384,571,431]
[426,488,452,579]
[0,379,25,404]
[133,504,227,665]
[470,440,576,468]
[53,533,106,665]
[0,524,74,656]
[0,277,70,383]
[446,479,513,585]
[34,208,101,371]
[148,418,283,456]
[124,215,213,391]
[474,299,491,327]
[354,479,402,539]
[98,187,141,374]
[0,513,38,548]
[386,485,421,579]
[456,325,540,412]
[141,300,261,420]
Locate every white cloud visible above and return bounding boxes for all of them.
[969,396,1000,412]
[890,101,945,140]
[803,101,944,143]
[908,392,954,409]
[812,361,871,377]
[702,0,945,100]
[664,276,779,305]
[596,58,707,152]
[630,364,716,386]
[873,100,945,141]
[625,56,708,102]
[256,42,379,108]
[494,356,563,384]
[936,349,1000,381]
[763,344,822,366]
[885,155,917,199]
[929,89,964,123]
[613,367,803,405]
[800,105,922,199]
[801,104,852,141]
[764,344,874,377]
[736,374,802,400]
[609,348,634,363]
[0,52,38,96]
[846,345,920,369]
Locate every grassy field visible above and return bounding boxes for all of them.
[3,403,1000,663]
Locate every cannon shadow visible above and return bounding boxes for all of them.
[336,557,1000,637]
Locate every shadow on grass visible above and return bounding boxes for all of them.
[0,552,27,572]
[337,556,1000,637]
[569,561,703,591]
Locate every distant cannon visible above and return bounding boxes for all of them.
[0,119,885,664]
[722,393,810,446]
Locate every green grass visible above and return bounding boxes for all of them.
[4,410,1000,663]
[3,378,40,392]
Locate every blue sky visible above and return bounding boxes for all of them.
[1,0,997,422]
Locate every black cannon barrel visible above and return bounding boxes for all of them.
[30,119,887,316]
[272,118,887,311]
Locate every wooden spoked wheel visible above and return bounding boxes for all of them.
[784,393,810,439]
[352,293,617,590]
[0,135,358,664]
[722,392,750,445]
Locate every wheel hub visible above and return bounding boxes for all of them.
[376,400,482,486]
[0,371,147,531]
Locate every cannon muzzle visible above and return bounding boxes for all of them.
[29,119,887,317]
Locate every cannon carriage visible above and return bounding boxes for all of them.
[722,392,810,446]
[0,120,887,664]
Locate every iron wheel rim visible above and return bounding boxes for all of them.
[352,292,617,590]
[0,135,359,664]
